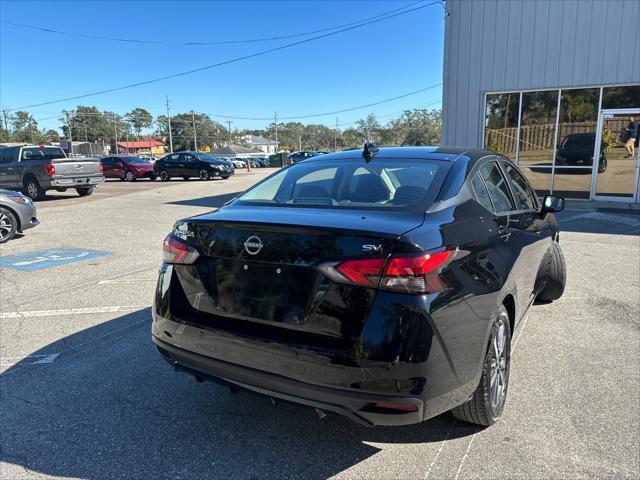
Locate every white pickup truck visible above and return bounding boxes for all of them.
[0,144,105,200]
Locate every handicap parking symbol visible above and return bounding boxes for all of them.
[0,248,110,271]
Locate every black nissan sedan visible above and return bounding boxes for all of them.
[154,151,234,181]
[152,146,566,427]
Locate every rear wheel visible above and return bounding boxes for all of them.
[221,175,230,180]
[451,304,511,426]
[159,170,170,182]
[125,171,136,182]
[199,169,210,181]
[0,207,17,243]
[537,242,566,302]
[23,177,45,201]
[597,156,608,173]
[76,186,94,197]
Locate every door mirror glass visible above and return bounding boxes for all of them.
[541,194,565,213]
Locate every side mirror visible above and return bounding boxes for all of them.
[541,194,565,213]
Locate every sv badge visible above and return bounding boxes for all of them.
[362,244,383,253]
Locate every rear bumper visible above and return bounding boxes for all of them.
[50,175,105,187]
[153,335,423,426]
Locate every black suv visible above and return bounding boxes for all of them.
[154,152,234,181]
[153,147,566,427]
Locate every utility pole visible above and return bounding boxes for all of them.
[84,124,88,143]
[191,110,198,151]
[66,112,73,157]
[112,113,118,155]
[335,117,339,151]
[226,120,233,145]
[274,112,278,153]
[165,95,173,153]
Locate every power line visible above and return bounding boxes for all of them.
[1,1,435,47]
[7,2,441,111]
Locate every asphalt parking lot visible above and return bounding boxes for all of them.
[1,171,639,479]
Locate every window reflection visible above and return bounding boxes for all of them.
[484,93,519,158]
[602,85,640,109]
[518,90,558,168]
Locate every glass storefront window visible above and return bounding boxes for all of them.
[553,88,600,196]
[484,93,520,158]
[602,85,640,109]
[517,90,559,194]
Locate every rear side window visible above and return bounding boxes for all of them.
[21,147,66,161]
[471,173,494,212]
[501,161,536,210]
[239,158,450,210]
[478,162,514,213]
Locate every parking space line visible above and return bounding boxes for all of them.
[424,420,458,479]
[0,305,148,319]
[454,431,479,480]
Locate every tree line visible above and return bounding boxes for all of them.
[1,106,441,152]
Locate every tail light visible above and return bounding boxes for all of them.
[44,164,55,176]
[162,234,199,264]
[319,249,452,294]
[99,162,104,174]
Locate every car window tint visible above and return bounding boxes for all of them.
[478,162,514,213]
[21,147,66,161]
[239,158,448,210]
[502,162,536,210]
[471,173,494,212]
[168,154,180,163]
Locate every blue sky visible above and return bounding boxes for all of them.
[0,0,444,133]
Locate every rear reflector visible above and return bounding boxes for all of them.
[318,249,452,294]
[372,402,418,412]
[162,234,199,264]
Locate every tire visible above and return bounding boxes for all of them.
[451,304,511,426]
[221,175,230,180]
[537,242,566,302]
[125,171,136,182]
[148,174,157,181]
[159,170,170,182]
[55,188,67,192]
[23,176,45,201]
[0,207,18,243]
[76,186,94,197]
[183,176,190,181]
[198,169,210,181]
[597,156,607,173]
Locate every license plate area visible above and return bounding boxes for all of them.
[214,258,317,324]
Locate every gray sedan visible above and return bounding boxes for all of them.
[0,189,39,243]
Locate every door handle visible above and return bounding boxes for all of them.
[498,227,511,241]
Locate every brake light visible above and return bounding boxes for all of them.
[99,162,104,174]
[44,164,55,176]
[319,250,452,294]
[162,234,199,264]
[380,250,451,294]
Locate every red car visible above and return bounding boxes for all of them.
[101,156,157,181]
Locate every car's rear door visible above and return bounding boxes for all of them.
[165,153,181,176]
[0,147,19,189]
[179,153,196,177]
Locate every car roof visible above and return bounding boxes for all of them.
[299,146,499,165]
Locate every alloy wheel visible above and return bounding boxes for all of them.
[489,310,508,410]
[0,212,14,241]
[125,171,135,181]
[27,182,38,199]
[199,169,209,181]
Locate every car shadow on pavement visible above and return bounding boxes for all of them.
[1,308,473,480]
[555,210,640,235]
[166,191,243,208]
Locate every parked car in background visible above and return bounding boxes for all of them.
[153,146,566,428]
[229,158,247,169]
[555,133,607,173]
[249,156,269,167]
[287,151,321,164]
[101,156,157,181]
[154,152,234,181]
[0,145,104,200]
[0,189,39,243]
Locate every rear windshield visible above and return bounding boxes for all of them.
[21,147,66,161]
[237,158,450,210]
[126,157,148,164]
